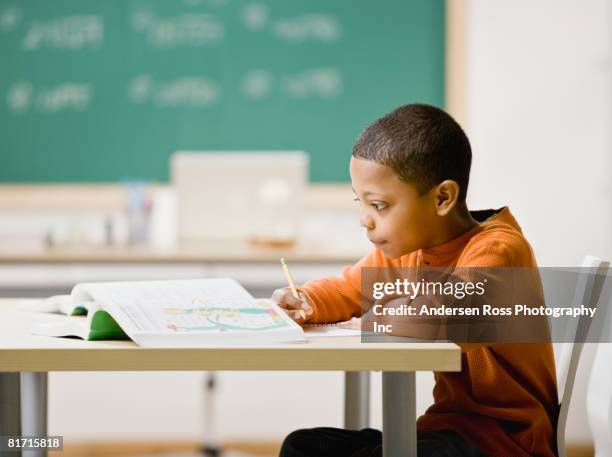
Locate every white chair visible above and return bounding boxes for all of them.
[556,256,609,457]
[586,261,612,457]
[587,343,612,457]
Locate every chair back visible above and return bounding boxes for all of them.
[586,263,612,457]
[557,256,609,457]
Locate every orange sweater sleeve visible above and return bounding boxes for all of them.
[299,248,392,324]
[455,231,541,352]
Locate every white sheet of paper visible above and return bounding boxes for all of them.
[304,326,362,338]
[304,318,362,338]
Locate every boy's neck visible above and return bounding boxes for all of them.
[428,202,479,249]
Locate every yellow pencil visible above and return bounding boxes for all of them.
[280,257,300,299]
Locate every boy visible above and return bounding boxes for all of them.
[272,104,558,457]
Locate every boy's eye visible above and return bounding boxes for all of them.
[371,202,387,211]
[352,197,387,212]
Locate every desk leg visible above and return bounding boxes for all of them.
[0,372,21,457]
[20,372,48,457]
[382,372,416,457]
[344,372,370,430]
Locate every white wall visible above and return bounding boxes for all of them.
[466,0,612,267]
[465,0,612,444]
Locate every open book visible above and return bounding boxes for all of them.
[21,278,306,346]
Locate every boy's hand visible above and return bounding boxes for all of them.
[271,287,314,324]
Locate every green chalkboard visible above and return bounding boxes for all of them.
[0,0,445,182]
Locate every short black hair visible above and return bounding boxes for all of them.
[352,103,472,202]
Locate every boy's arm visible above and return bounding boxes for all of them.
[454,233,540,351]
[373,234,537,346]
[299,249,389,324]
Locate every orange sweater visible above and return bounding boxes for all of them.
[300,207,558,457]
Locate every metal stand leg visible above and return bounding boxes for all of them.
[344,371,370,430]
[1,372,21,457]
[382,372,416,457]
[20,372,48,457]
[201,372,221,457]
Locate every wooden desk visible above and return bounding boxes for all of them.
[0,301,460,457]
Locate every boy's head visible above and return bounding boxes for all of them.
[350,103,473,259]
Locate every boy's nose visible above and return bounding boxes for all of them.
[359,211,375,229]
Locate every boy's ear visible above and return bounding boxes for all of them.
[434,180,460,216]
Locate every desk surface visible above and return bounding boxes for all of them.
[0,301,461,373]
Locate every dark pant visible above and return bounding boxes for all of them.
[279,427,488,457]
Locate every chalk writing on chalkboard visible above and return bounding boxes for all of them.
[23,15,103,51]
[7,81,92,114]
[241,69,273,100]
[273,14,340,43]
[241,3,268,31]
[282,68,342,98]
[128,75,220,107]
[240,68,342,100]
[131,11,224,47]
[0,6,22,32]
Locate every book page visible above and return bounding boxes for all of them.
[17,295,75,315]
[82,279,298,335]
[17,297,65,314]
[125,299,295,334]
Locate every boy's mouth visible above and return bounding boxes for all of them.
[369,239,387,248]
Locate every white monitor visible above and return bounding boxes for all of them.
[171,151,309,242]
